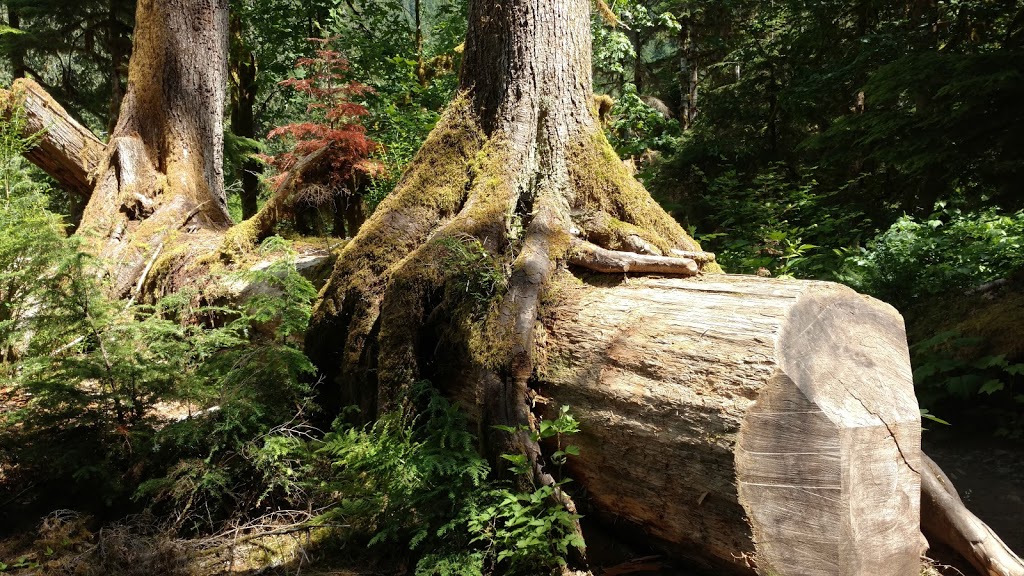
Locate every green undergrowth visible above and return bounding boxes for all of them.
[264,382,586,575]
[1,158,319,527]
[839,205,1024,438]
[2,106,586,569]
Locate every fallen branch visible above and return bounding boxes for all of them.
[1,78,106,198]
[246,145,331,242]
[921,452,1024,576]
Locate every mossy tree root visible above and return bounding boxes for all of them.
[308,93,720,574]
[219,145,331,259]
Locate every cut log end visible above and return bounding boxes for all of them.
[539,275,923,575]
[738,288,921,576]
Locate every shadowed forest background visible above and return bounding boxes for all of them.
[0,0,1022,574]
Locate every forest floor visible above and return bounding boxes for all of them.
[2,382,1022,575]
[923,431,1024,575]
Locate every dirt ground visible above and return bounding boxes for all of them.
[923,432,1024,574]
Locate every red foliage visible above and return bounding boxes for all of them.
[261,38,385,194]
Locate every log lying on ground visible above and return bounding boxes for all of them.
[1,78,106,198]
[921,453,1024,576]
[534,274,923,575]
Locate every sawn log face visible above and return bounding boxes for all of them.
[538,274,922,575]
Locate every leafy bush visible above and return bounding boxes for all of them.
[841,206,1024,437]
[260,39,384,237]
[323,0,466,212]
[842,205,1024,309]
[606,83,681,161]
[912,330,1024,438]
[1,167,318,521]
[689,163,869,279]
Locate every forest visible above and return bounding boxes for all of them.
[0,0,1022,574]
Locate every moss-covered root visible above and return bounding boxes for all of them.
[306,96,484,412]
[568,129,723,273]
[218,146,332,262]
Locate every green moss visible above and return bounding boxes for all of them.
[567,129,723,273]
[219,219,260,261]
[321,96,494,401]
[314,95,485,318]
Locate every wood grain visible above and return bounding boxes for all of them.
[537,274,922,575]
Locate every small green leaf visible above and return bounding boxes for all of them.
[979,379,1005,395]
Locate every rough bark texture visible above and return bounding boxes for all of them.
[79,0,233,294]
[9,0,1016,573]
[300,1,973,574]
[307,0,713,482]
[1,78,106,199]
[523,274,922,575]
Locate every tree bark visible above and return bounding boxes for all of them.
[1,78,106,200]
[514,274,921,575]
[78,0,233,294]
[8,0,1020,573]
[305,1,1024,574]
[679,19,698,130]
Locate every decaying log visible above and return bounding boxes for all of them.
[921,453,1024,576]
[1,78,106,198]
[533,274,923,575]
[244,145,330,243]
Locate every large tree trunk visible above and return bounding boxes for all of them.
[308,0,711,461]
[77,0,233,294]
[306,1,1024,575]
[7,0,1020,573]
[5,0,329,300]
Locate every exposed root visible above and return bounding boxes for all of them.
[921,453,1024,576]
[572,209,665,255]
[568,237,699,275]
[310,102,718,572]
[307,96,484,413]
[217,146,330,262]
[669,248,717,264]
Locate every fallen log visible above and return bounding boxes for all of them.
[533,274,924,575]
[1,78,106,199]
